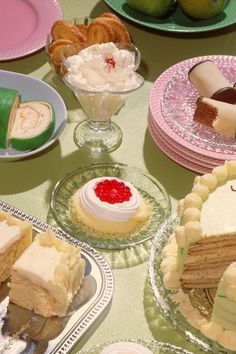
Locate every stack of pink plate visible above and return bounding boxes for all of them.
[148,54,236,174]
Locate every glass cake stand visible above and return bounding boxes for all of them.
[50,163,171,250]
[148,213,234,354]
[61,42,144,153]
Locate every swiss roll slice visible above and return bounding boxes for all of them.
[9,101,55,151]
[0,87,20,149]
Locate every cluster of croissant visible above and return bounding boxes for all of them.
[47,12,131,75]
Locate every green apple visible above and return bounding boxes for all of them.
[126,0,175,17]
[178,0,228,20]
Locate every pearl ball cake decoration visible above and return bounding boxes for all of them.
[161,160,236,351]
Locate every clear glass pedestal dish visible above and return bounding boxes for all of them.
[61,42,144,153]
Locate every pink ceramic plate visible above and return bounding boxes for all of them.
[149,119,220,169]
[149,55,236,160]
[149,114,224,167]
[0,0,62,61]
[148,118,210,174]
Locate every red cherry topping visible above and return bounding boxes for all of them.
[105,56,116,71]
[94,179,132,204]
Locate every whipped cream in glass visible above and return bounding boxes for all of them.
[61,41,143,152]
[62,42,143,122]
[64,42,141,92]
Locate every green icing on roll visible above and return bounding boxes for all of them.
[10,101,55,151]
[0,87,20,149]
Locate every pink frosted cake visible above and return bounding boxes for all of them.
[69,177,151,238]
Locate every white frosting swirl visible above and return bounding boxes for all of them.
[80,177,141,222]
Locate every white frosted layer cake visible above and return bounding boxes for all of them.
[0,209,32,285]
[69,177,151,239]
[161,160,236,350]
[9,230,85,317]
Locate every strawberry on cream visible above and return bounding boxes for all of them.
[69,177,151,238]
[80,177,141,222]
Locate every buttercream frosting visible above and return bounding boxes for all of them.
[161,160,236,351]
[12,230,85,316]
[0,220,21,252]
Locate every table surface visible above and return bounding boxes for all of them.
[1,1,236,353]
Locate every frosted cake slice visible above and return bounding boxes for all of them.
[9,230,85,317]
[0,209,32,285]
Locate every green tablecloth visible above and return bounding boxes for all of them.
[1,0,236,353]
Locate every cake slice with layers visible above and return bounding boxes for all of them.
[194,97,236,138]
[161,160,236,350]
[0,209,32,285]
[174,160,236,288]
[9,230,85,317]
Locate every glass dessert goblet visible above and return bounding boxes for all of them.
[61,42,144,153]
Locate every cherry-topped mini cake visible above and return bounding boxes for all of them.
[69,177,151,238]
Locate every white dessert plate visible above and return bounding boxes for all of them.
[0,70,67,160]
[77,339,194,354]
[0,0,62,61]
[0,200,113,354]
[50,163,171,250]
[148,213,233,354]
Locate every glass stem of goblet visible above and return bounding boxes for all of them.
[88,120,112,132]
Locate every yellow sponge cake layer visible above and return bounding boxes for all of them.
[0,209,32,284]
[9,230,85,317]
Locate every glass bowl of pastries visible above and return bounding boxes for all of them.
[46,12,132,76]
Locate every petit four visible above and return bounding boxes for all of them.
[9,230,85,317]
[194,96,236,138]
[0,210,32,285]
